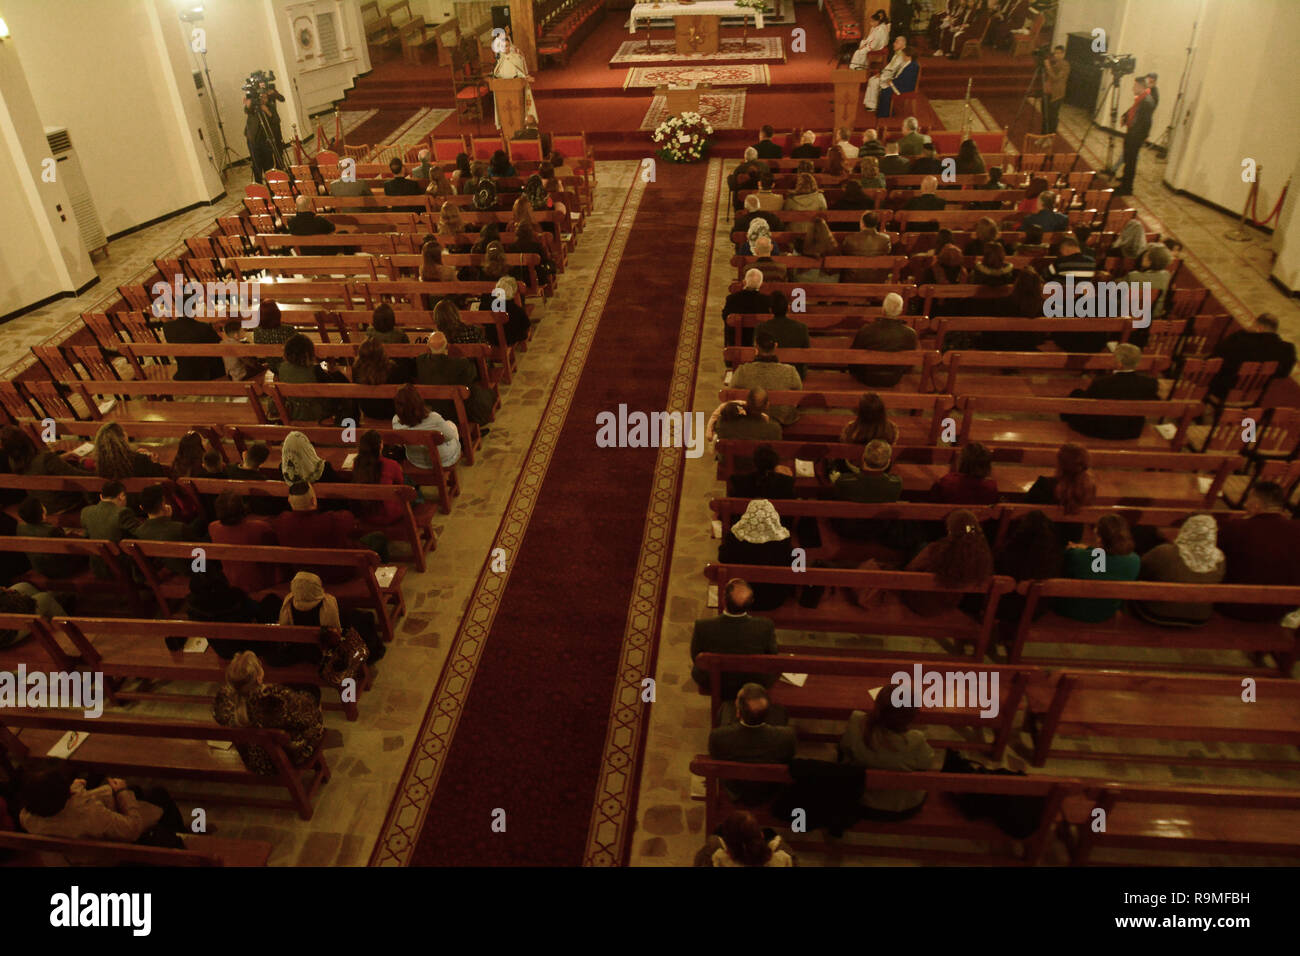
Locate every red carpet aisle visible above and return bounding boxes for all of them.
[370,160,720,866]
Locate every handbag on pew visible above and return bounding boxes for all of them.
[317,626,368,689]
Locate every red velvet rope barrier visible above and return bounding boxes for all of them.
[1247,177,1290,228]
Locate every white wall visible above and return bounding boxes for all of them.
[3,0,224,237]
[0,21,97,317]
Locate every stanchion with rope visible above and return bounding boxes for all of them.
[1226,166,1290,241]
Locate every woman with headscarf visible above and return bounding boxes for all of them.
[782,172,827,237]
[900,508,995,617]
[213,650,324,776]
[717,499,795,611]
[279,570,384,661]
[740,216,779,256]
[279,430,337,486]
[1131,514,1226,626]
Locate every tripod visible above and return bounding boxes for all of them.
[1007,57,1055,173]
[1154,17,1197,160]
[197,49,239,181]
[1072,66,1127,178]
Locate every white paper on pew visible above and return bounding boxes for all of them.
[867,685,883,700]
[795,459,815,478]
[1196,475,1213,496]
[47,731,88,759]
[97,400,117,415]
[375,565,398,588]
[690,774,707,799]
[723,369,733,386]
[342,452,358,471]
[1154,423,1178,440]
[1105,340,1119,352]
[72,442,95,458]
[707,585,719,608]
[711,519,722,538]
[780,673,808,687]
[182,636,209,654]
[206,739,235,751]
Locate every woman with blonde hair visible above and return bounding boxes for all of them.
[511,194,535,228]
[436,201,470,252]
[213,649,324,776]
[782,171,827,236]
[423,166,452,198]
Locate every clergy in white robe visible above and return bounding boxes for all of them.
[492,41,539,132]
[848,17,892,69]
[864,36,907,109]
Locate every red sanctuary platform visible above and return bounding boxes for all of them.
[338,5,1039,160]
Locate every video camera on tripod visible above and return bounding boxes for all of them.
[1098,53,1137,77]
[242,69,278,108]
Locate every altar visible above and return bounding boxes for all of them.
[629,2,767,55]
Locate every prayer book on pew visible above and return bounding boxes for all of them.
[72,442,95,458]
[723,370,733,386]
[794,459,815,478]
[711,519,722,538]
[690,774,707,800]
[182,637,209,654]
[707,585,718,608]
[1153,423,1177,440]
[206,739,235,751]
[47,731,88,759]
[780,673,808,687]
[342,452,358,471]
[375,565,398,588]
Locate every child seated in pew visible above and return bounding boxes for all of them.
[132,483,204,581]
[1130,514,1225,627]
[1054,513,1140,623]
[18,762,185,849]
[838,693,937,821]
[213,650,325,777]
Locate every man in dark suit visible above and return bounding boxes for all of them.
[161,310,224,381]
[752,124,783,159]
[133,483,193,577]
[879,142,912,176]
[910,143,942,175]
[1208,313,1296,401]
[749,236,789,288]
[851,292,917,386]
[690,579,778,698]
[756,300,810,354]
[1062,343,1160,440]
[902,175,945,232]
[790,130,822,159]
[1216,481,1300,622]
[708,683,797,804]
[288,195,336,235]
[831,439,903,540]
[735,194,783,238]
[80,481,141,579]
[722,269,773,344]
[841,212,893,282]
[383,156,424,196]
[1118,76,1156,196]
[858,128,886,157]
[414,331,495,427]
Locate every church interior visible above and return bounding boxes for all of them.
[0,0,1298,872]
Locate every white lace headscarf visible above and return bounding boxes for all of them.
[1175,514,1224,574]
[731,498,791,544]
[746,217,772,247]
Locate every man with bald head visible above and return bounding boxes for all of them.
[410,148,434,181]
[288,194,335,235]
[902,174,945,232]
[691,579,779,698]
[709,682,796,804]
[1063,342,1160,440]
[415,330,496,428]
[750,236,788,286]
[723,268,773,347]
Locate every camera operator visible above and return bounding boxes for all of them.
[1118,73,1156,197]
[243,73,285,184]
[1041,45,1070,134]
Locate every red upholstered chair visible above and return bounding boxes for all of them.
[471,135,503,160]
[244,183,271,200]
[892,65,923,119]
[316,149,339,166]
[509,138,544,163]
[431,136,468,162]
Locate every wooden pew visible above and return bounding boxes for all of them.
[694,652,1030,760]
[1013,579,1300,675]
[119,540,404,644]
[937,350,1174,396]
[0,830,273,866]
[53,617,370,721]
[0,709,329,820]
[703,562,1016,660]
[956,394,1203,451]
[0,536,147,616]
[1062,782,1300,863]
[689,757,1073,865]
[721,348,942,392]
[715,389,951,443]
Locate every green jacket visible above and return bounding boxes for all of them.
[79,500,141,579]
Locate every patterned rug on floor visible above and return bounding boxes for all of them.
[624,64,770,89]
[640,90,746,130]
[611,37,785,66]
[928,97,996,134]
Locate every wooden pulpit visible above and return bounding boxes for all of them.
[832,69,864,131]
[490,77,531,133]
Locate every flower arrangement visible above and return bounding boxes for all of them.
[733,0,767,11]
[652,111,714,163]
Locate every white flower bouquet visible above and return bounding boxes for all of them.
[733,0,767,10]
[651,111,715,163]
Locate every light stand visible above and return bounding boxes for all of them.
[1154,17,1197,161]
[197,49,239,179]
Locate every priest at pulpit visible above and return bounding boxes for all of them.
[492,36,539,130]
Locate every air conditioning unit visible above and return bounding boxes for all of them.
[44,127,108,258]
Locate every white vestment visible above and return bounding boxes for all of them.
[849,22,892,68]
[492,49,538,130]
[864,51,906,109]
